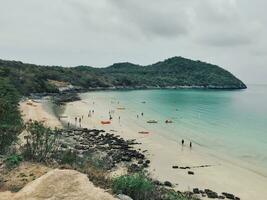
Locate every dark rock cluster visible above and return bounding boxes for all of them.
[192,188,240,199]
[58,128,148,171]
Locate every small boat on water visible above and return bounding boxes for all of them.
[165,120,173,123]
[147,120,158,124]
[101,120,111,125]
[138,131,150,134]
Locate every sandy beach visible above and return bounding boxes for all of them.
[19,95,267,200]
[20,98,62,129]
[58,95,267,200]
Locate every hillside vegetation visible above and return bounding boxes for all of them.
[0,56,246,95]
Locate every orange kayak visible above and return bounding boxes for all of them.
[101,120,111,125]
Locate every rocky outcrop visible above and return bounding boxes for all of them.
[0,169,117,200]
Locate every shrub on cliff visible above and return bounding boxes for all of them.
[22,121,60,162]
[112,173,154,200]
[0,78,22,154]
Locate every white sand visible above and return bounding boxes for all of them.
[20,99,62,129]
[60,97,267,200]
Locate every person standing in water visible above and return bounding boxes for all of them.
[141,112,144,116]
[182,139,184,146]
[190,141,192,148]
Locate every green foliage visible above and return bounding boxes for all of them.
[112,173,154,200]
[0,57,246,97]
[22,121,59,162]
[0,78,23,154]
[164,190,199,200]
[4,154,23,169]
[58,149,78,165]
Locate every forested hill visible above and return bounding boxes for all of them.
[0,56,246,95]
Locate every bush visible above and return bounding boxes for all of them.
[59,149,78,166]
[22,121,59,162]
[112,173,154,200]
[0,78,22,154]
[4,154,23,169]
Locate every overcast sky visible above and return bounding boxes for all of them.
[0,0,266,84]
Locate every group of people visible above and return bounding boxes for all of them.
[67,109,96,129]
[181,139,192,148]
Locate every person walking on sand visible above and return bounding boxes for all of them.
[119,116,121,122]
[190,141,192,148]
[67,122,70,129]
[182,139,184,146]
[75,117,77,127]
[79,118,81,127]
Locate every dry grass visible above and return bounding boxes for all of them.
[0,162,50,192]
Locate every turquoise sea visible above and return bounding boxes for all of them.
[82,85,267,175]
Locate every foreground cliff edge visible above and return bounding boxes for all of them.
[0,169,118,200]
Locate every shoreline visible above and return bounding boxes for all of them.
[58,92,267,200]
[20,93,267,200]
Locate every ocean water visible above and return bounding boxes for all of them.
[81,85,267,174]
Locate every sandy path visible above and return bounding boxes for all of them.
[20,99,62,129]
[61,97,267,200]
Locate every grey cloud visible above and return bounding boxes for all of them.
[0,0,266,83]
[192,0,263,47]
[109,0,192,38]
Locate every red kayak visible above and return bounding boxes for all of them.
[101,120,111,125]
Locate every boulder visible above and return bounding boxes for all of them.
[188,171,194,175]
[0,169,117,200]
[222,192,235,199]
[193,188,200,194]
[164,181,172,187]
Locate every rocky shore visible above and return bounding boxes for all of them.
[57,128,149,172]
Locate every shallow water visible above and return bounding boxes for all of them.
[80,85,267,174]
